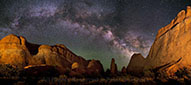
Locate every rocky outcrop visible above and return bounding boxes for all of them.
[29,44,89,73]
[145,6,191,76]
[110,58,118,75]
[127,6,191,77]
[87,60,104,77]
[0,34,104,77]
[69,60,104,77]
[0,34,31,67]
[121,66,127,74]
[127,54,145,75]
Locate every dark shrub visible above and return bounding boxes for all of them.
[0,64,21,77]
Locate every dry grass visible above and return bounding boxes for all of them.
[0,75,156,85]
[1,75,191,85]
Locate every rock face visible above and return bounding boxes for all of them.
[110,58,118,75]
[126,54,145,75]
[145,6,191,76]
[0,34,104,77]
[127,6,191,77]
[0,35,30,67]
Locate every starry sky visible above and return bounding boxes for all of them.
[0,0,190,69]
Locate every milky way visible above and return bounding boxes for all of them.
[0,0,190,69]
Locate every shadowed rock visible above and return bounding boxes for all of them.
[110,58,118,75]
[22,65,60,77]
[87,60,104,77]
[69,62,86,77]
[127,53,145,76]
[121,66,127,74]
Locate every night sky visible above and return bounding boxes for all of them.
[0,0,190,69]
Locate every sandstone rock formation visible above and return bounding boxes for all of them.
[87,60,104,77]
[110,58,118,75]
[127,6,191,77]
[29,44,89,73]
[0,34,30,67]
[145,6,191,76]
[0,34,104,77]
[127,53,145,75]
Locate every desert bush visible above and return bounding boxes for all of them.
[175,68,189,78]
[20,65,60,77]
[59,75,67,79]
[0,64,21,77]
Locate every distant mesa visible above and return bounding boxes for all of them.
[0,34,104,77]
[127,6,191,77]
